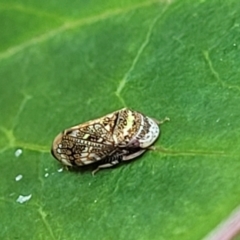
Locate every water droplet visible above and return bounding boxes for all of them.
[16,194,32,204]
[57,168,63,173]
[233,43,237,47]
[216,118,220,123]
[15,174,23,181]
[94,199,98,203]
[44,168,48,171]
[15,149,22,157]
[44,173,49,178]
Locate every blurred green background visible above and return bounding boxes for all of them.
[1,0,240,239]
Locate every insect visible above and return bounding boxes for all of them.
[51,108,169,174]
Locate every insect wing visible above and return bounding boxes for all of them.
[112,108,142,146]
[113,108,160,148]
[51,111,119,166]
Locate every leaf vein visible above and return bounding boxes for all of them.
[0,0,162,61]
[115,3,171,104]
[203,50,240,92]
[12,93,32,130]
[38,207,57,240]
[0,3,66,22]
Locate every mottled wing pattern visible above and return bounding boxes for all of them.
[113,108,159,148]
[51,111,119,166]
[113,109,142,146]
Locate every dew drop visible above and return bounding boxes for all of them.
[44,173,49,178]
[15,149,23,157]
[57,168,63,173]
[16,194,32,204]
[15,174,23,181]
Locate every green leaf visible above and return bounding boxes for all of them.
[1,0,240,239]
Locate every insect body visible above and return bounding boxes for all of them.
[51,108,168,174]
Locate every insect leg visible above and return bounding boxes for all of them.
[122,149,147,161]
[147,146,155,150]
[92,160,120,176]
[152,117,170,125]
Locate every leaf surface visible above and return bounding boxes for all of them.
[1,0,240,239]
